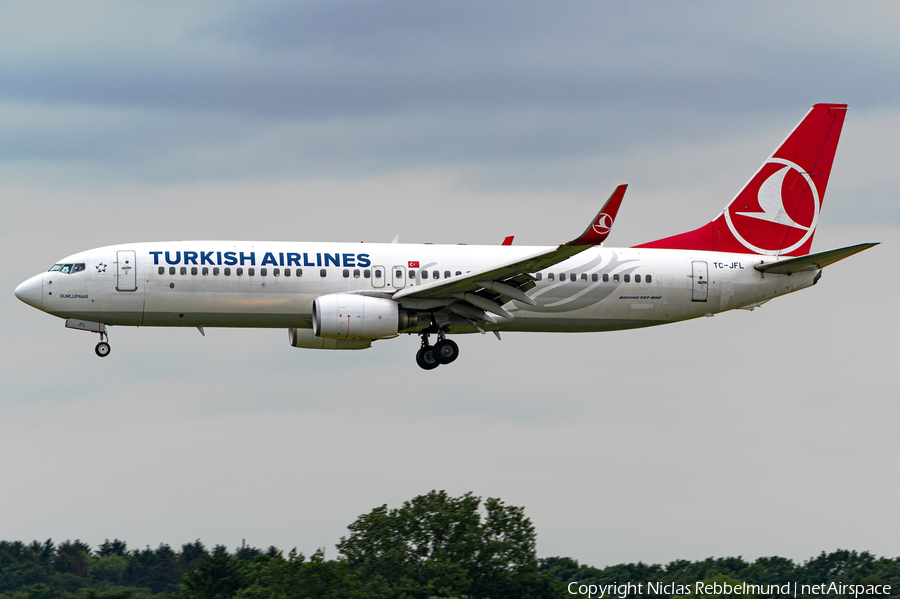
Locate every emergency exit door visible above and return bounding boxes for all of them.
[391,265,407,288]
[691,261,708,302]
[371,265,385,288]
[116,250,137,292]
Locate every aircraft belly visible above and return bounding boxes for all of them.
[140,312,311,328]
[502,317,664,333]
[142,282,316,327]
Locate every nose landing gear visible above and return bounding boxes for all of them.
[415,331,459,370]
[95,331,111,358]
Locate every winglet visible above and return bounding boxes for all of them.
[567,184,627,246]
[501,236,514,245]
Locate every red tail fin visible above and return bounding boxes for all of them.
[635,104,847,256]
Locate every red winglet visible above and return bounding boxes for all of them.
[568,184,627,246]
[501,236,514,245]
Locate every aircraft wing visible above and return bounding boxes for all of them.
[393,185,627,320]
[754,242,879,274]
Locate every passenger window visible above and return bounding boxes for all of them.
[560,273,566,281]
[592,273,598,282]
[248,268,255,276]
[72,264,85,273]
[237,268,243,276]
[214,267,220,276]
[274,268,280,276]
[624,274,630,283]
[158,267,165,275]
[320,269,327,277]
[536,273,542,281]
[646,274,652,283]
[548,273,555,281]
[353,269,360,278]
[613,274,619,282]
[635,274,641,283]
[261,268,267,276]
[284,268,290,277]
[342,269,349,278]
[455,271,462,276]
[181,267,187,275]
[364,269,370,278]
[603,274,609,282]
[420,271,427,279]
[374,269,382,279]
[581,273,587,282]
[395,269,402,278]
[191,267,198,275]
[202,267,209,276]
[224,267,231,276]
[296,268,303,277]
[433,270,439,279]
[444,271,450,278]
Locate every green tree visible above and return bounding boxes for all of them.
[54,540,92,578]
[337,490,561,599]
[181,546,247,599]
[95,540,128,559]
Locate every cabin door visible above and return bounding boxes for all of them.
[116,250,137,292]
[691,260,708,302]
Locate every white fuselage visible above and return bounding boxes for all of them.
[19,240,817,335]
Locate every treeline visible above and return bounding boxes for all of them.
[1,491,896,599]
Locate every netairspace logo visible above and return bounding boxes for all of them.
[566,581,892,598]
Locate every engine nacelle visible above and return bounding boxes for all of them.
[288,327,371,350]
[313,294,406,340]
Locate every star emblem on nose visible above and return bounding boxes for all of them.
[96,263,107,272]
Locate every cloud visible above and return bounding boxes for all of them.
[3,1,900,188]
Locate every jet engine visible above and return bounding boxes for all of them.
[288,327,371,350]
[313,294,415,340]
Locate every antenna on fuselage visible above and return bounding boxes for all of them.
[390,235,400,244]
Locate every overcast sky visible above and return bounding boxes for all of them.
[1,1,898,568]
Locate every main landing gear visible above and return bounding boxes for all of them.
[416,331,459,370]
[95,331,111,358]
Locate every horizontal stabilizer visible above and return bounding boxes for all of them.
[754,242,878,274]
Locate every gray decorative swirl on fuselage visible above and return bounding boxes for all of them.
[513,252,641,313]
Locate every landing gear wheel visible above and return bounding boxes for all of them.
[95,342,111,357]
[433,339,459,364]
[416,347,440,370]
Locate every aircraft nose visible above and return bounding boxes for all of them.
[15,274,43,310]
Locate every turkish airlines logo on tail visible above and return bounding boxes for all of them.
[724,158,819,255]
[592,213,613,235]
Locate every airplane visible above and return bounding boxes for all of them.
[15,103,877,370]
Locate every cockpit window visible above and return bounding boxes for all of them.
[49,263,85,274]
